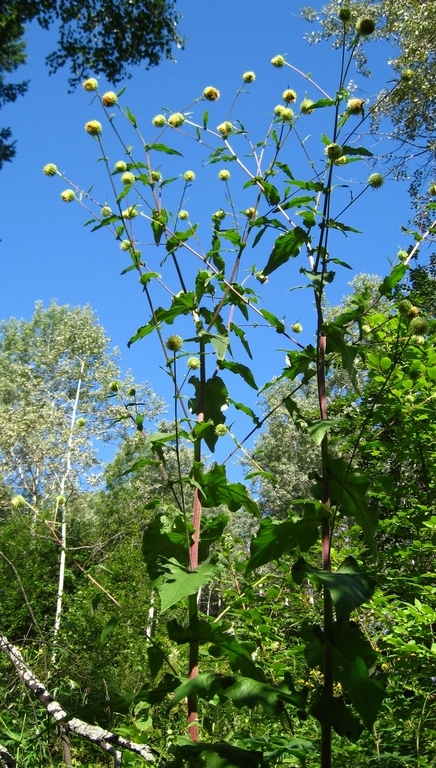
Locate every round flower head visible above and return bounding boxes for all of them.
[114,160,127,172]
[152,114,166,127]
[217,121,233,137]
[203,86,220,101]
[178,210,189,220]
[410,317,429,336]
[166,335,183,352]
[282,89,297,103]
[122,206,138,219]
[187,357,200,370]
[274,104,286,117]
[61,189,75,202]
[76,417,86,428]
[356,17,375,35]
[102,91,118,107]
[83,77,98,91]
[338,7,351,22]
[85,120,102,136]
[243,71,256,83]
[215,424,228,437]
[121,171,136,185]
[183,170,195,182]
[271,55,286,67]
[218,169,230,181]
[397,250,408,262]
[168,112,185,128]
[120,239,132,251]
[368,173,384,189]
[300,98,314,114]
[428,183,436,196]
[407,306,420,319]
[292,322,303,333]
[325,143,343,160]
[347,98,365,115]
[101,205,112,217]
[277,107,294,123]
[150,170,162,182]
[43,163,58,176]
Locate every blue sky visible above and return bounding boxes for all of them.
[0,1,417,468]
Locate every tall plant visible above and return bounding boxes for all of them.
[39,10,436,767]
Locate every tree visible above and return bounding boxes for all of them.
[0,0,184,168]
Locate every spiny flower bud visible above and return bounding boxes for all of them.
[242,71,256,83]
[407,306,420,319]
[152,114,166,127]
[120,240,132,251]
[85,120,102,135]
[61,189,75,202]
[368,173,384,189]
[109,381,119,392]
[178,210,189,220]
[300,98,314,114]
[114,160,127,172]
[428,183,436,196]
[102,91,118,106]
[122,206,138,219]
[334,156,347,165]
[346,98,365,115]
[168,112,185,128]
[101,205,112,217]
[401,68,414,81]
[271,55,286,67]
[409,317,429,336]
[187,357,200,369]
[43,163,58,176]
[203,86,220,101]
[128,387,136,397]
[83,78,98,91]
[150,170,162,182]
[356,17,375,35]
[397,250,408,261]
[12,495,27,508]
[292,322,303,333]
[282,89,297,103]
[217,121,233,137]
[212,209,226,221]
[215,424,228,436]
[397,299,413,317]
[245,207,257,219]
[338,7,351,22]
[166,335,183,351]
[76,417,86,428]
[325,143,343,160]
[218,169,230,181]
[121,171,135,185]
[183,170,195,181]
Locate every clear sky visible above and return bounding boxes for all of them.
[0,1,416,468]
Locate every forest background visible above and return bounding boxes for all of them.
[1,1,436,768]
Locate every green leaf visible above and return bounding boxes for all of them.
[324,324,360,392]
[157,560,221,612]
[188,376,228,451]
[166,226,198,254]
[144,142,183,156]
[378,264,407,296]
[263,228,308,276]
[311,694,363,742]
[217,359,258,389]
[293,556,374,622]
[191,463,259,517]
[169,740,266,768]
[151,208,168,245]
[147,645,166,678]
[125,106,137,127]
[128,292,197,346]
[100,617,119,644]
[342,144,373,157]
[259,309,285,334]
[142,513,190,580]
[306,418,343,445]
[246,510,320,572]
